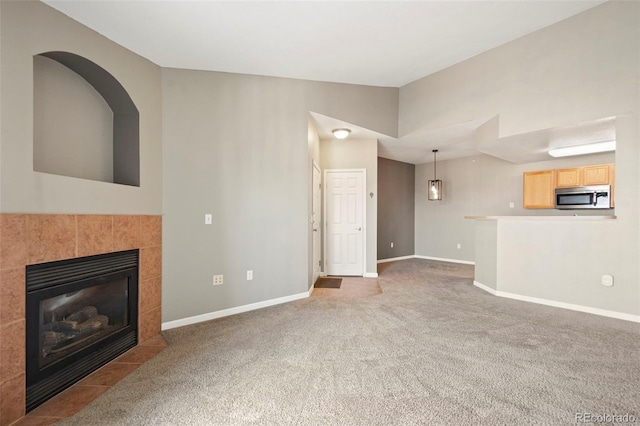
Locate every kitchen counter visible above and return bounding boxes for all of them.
[465,215,616,220]
[468,214,636,322]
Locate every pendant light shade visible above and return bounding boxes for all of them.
[428,149,443,201]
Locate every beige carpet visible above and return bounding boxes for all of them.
[59,259,640,425]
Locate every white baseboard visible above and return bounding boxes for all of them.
[473,280,497,295]
[414,255,475,265]
[377,255,415,264]
[162,290,312,331]
[473,281,640,323]
[363,272,378,278]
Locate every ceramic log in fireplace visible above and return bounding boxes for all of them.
[25,250,139,411]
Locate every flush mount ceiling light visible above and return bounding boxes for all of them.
[332,128,351,139]
[428,149,443,201]
[548,140,616,158]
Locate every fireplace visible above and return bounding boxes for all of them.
[25,249,139,412]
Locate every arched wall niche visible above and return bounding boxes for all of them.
[34,51,140,187]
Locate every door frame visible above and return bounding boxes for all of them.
[312,160,322,284]
[323,168,367,277]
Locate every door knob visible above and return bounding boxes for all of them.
[313,229,318,232]
[356,227,362,231]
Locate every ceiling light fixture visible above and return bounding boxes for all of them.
[428,149,443,201]
[548,140,616,158]
[332,128,351,140]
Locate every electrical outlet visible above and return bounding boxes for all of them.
[213,274,223,285]
[390,242,394,248]
[205,214,213,225]
[456,243,461,249]
[601,274,613,287]
[247,270,253,281]
[509,202,515,209]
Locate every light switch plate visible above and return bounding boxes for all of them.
[205,214,212,225]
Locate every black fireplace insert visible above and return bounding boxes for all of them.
[25,250,138,411]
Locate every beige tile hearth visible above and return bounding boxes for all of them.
[0,320,25,380]
[20,334,168,425]
[140,215,161,247]
[113,215,141,252]
[10,415,59,426]
[27,215,77,264]
[140,246,162,282]
[77,362,140,387]
[77,215,113,257]
[26,385,109,419]
[0,215,29,271]
[140,276,162,315]
[0,269,25,324]
[140,333,169,348]
[0,374,25,426]
[139,307,162,343]
[116,344,165,364]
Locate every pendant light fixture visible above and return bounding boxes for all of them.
[428,149,443,201]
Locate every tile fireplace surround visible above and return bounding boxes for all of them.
[0,214,163,425]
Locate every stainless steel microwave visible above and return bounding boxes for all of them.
[555,185,611,209]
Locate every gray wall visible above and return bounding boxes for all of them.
[406,1,639,315]
[33,55,114,183]
[162,69,397,322]
[377,157,414,260]
[474,220,497,291]
[399,2,638,140]
[320,138,378,276]
[0,1,3,211]
[0,1,162,214]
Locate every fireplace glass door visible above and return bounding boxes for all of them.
[38,277,129,369]
[26,250,138,411]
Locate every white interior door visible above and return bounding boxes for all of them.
[324,170,365,276]
[312,162,322,283]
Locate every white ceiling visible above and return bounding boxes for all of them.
[44,0,605,88]
[311,113,617,165]
[44,0,609,164]
[479,116,616,164]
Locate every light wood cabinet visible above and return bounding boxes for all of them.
[556,168,581,187]
[583,164,610,185]
[523,170,555,209]
[609,165,615,207]
[523,163,615,209]
[556,164,612,187]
